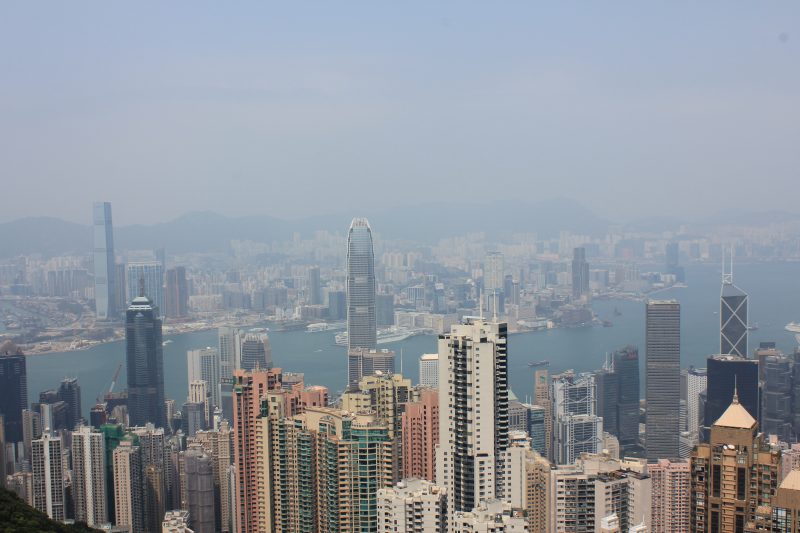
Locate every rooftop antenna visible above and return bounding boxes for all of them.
[138,274,146,297]
[733,375,739,404]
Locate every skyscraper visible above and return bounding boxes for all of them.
[702,354,759,439]
[401,388,439,482]
[127,262,164,315]
[346,348,395,390]
[184,446,216,533]
[684,367,707,444]
[571,247,590,300]
[762,353,794,442]
[307,265,321,305]
[435,318,509,514]
[165,266,189,318]
[58,377,82,431]
[614,346,641,454]
[31,433,65,521]
[187,347,220,410]
[484,251,505,317]
[71,425,108,527]
[648,459,690,533]
[418,353,439,388]
[125,284,166,428]
[645,299,681,461]
[690,392,780,533]
[720,258,748,357]
[552,371,603,465]
[113,439,145,533]
[533,369,553,461]
[93,201,116,320]
[239,333,271,371]
[346,217,376,350]
[0,340,27,444]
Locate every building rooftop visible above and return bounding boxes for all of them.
[780,469,800,492]
[714,393,757,430]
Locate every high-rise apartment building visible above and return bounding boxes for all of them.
[188,347,221,410]
[112,439,145,533]
[533,369,553,461]
[31,433,65,521]
[401,388,439,482]
[193,421,234,533]
[239,333,271,371]
[419,353,439,388]
[690,391,780,533]
[0,340,27,444]
[165,266,189,318]
[377,478,446,533]
[550,453,651,532]
[127,262,164,314]
[93,201,116,320]
[125,287,166,428]
[749,469,800,532]
[232,368,281,533]
[720,263,748,358]
[451,500,528,532]
[184,446,216,533]
[436,318,509,514]
[342,372,413,480]
[347,348,395,390]
[572,247,590,300]
[646,299,681,461]
[270,407,394,533]
[346,217,376,350]
[552,371,603,465]
[648,458,690,533]
[71,425,107,527]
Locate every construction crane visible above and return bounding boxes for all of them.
[108,363,122,394]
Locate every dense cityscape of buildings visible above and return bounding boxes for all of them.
[1,203,800,532]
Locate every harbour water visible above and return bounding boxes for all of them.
[27,261,800,418]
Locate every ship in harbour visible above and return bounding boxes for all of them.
[334,326,426,347]
[786,322,800,344]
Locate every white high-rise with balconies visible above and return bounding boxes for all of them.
[71,426,107,526]
[436,318,509,518]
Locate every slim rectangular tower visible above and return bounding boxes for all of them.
[71,426,108,527]
[646,300,681,461]
[93,202,116,320]
[436,318,509,514]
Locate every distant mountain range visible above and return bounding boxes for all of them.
[0,201,798,259]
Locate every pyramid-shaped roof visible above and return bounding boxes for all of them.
[714,390,757,430]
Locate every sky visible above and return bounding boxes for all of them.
[1,3,798,226]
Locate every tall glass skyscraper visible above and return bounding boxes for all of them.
[93,202,116,320]
[720,280,748,358]
[346,218,376,350]
[125,285,165,428]
[645,299,681,461]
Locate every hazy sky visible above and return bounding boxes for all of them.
[1,3,798,226]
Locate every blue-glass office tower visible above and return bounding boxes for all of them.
[346,218,376,350]
[93,202,116,320]
[720,281,748,358]
[0,341,27,443]
[125,286,166,428]
[703,354,759,440]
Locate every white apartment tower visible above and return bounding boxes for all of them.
[71,426,108,526]
[436,318,509,515]
[377,478,447,533]
[31,432,65,521]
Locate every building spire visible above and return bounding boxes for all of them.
[138,274,146,298]
[732,375,739,405]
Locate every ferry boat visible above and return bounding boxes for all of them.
[528,360,550,368]
[786,322,800,344]
[334,326,425,347]
[307,322,330,333]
